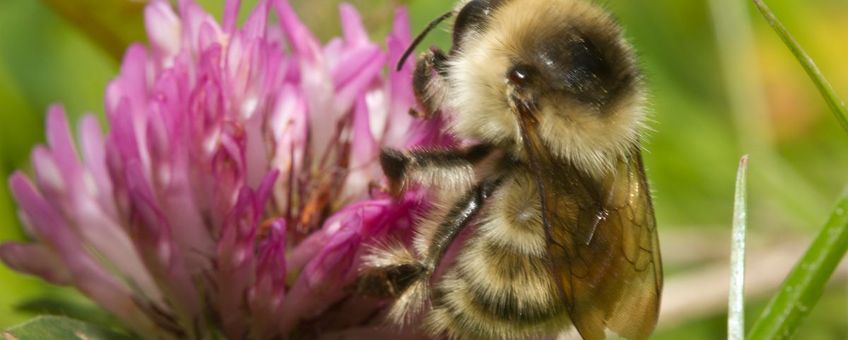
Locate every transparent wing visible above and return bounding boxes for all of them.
[544,148,662,340]
[510,92,660,340]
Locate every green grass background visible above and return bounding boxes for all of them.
[0,0,845,338]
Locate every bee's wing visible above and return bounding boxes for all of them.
[510,93,660,339]
[546,148,662,340]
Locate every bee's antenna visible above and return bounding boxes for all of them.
[397,10,454,72]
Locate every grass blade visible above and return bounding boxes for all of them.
[747,1,848,338]
[751,0,848,136]
[728,156,749,340]
[746,191,848,339]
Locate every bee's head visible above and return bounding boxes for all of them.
[445,0,647,176]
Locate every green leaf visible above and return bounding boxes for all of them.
[746,192,848,339]
[751,0,848,137]
[3,315,134,340]
[728,155,748,340]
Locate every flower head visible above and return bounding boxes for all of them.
[0,0,446,338]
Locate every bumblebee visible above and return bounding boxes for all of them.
[361,0,661,338]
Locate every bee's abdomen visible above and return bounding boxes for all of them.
[426,217,570,339]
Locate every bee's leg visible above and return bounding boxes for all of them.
[422,175,504,269]
[412,47,449,118]
[359,176,504,322]
[380,144,493,196]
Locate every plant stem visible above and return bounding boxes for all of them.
[728,156,748,340]
[751,0,848,137]
[746,191,848,339]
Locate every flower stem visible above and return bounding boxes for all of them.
[746,191,848,339]
[751,0,848,137]
[728,155,748,340]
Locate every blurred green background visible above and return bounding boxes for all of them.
[0,0,846,338]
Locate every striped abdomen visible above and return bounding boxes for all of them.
[426,176,572,339]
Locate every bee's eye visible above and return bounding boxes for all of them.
[507,64,534,87]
